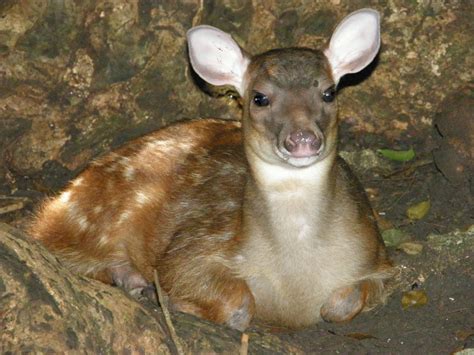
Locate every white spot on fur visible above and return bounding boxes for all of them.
[234,254,245,263]
[97,233,110,247]
[118,210,132,224]
[146,139,175,154]
[124,165,135,181]
[135,191,152,206]
[59,191,71,204]
[177,141,193,150]
[77,215,90,231]
[72,177,84,187]
[105,164,118,173]
[93,205,103,214]
[59,195,89,232]
[119,156,132,166]
[146,138,198,155]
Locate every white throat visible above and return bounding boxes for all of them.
[248,149,336,192]
[245,150,336,246]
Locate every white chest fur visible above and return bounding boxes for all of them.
[235,156,364,326]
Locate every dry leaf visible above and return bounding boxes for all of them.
[407,200,431,220]
[398,242,424,255]
[401,290,428,309]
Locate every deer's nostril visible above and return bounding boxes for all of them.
[284,136,297,152]
[284,130,321,157]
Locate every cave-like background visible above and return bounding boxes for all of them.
[1,1,473,353]
[0,0,471,196]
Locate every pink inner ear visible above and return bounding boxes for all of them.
[187,25,249,95]
[325,9,380,84]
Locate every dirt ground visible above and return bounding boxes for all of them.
[2,126,472,354]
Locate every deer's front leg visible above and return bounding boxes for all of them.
[158,260,255,331]
[320,279,384,323]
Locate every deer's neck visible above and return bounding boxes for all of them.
[243,149,337,246]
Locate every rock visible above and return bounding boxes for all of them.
[0,223,171,353]
[340,149,393,175]
[0,1,472,194]
[433,85,474,185]
[426,225,474,252]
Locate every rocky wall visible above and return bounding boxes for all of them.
[0,0,472,192]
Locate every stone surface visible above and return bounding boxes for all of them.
[433,85,474,185]
[0,223,170,353]
[0,1,472,193]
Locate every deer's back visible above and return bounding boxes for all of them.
[29,119,247,281]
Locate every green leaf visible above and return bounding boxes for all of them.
[377,148,415,162]
[382,228,409,247]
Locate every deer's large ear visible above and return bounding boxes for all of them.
[187,25,250,96]
[324,9,380,85]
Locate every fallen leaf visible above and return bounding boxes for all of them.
[0,196,29,215]
[382,228,409,247]
[407,200,431,220]
[377,148,415,162]
[398,242,424,255]
[455,329,474,341]
[401,290,428,309]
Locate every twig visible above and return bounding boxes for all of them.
[153,269,185,355]
[0,196,29,215]
[446,307,469,314]
[192,0,204,27]
[382,158,433,178]
[240,333,249,355]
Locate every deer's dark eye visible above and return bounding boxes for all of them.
[322,86,336,103]
[253,92,270,107]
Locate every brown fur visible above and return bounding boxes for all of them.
[29,41,393,330]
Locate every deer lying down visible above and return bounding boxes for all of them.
[29,9,394,331]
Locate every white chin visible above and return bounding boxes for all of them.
[275,147,322,168]
[286,156,319,167]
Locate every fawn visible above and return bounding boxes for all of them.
[29,9,393,330]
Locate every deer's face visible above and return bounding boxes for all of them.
[243,49,339,168]
[187,9,381,168]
